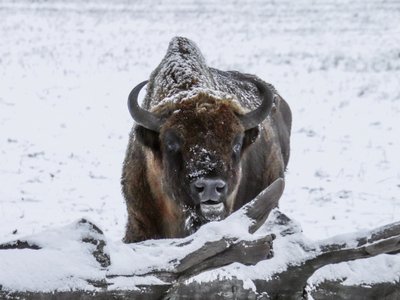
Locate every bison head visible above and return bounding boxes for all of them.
[127,79,273,230]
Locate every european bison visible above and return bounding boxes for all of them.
[122,37,291,242]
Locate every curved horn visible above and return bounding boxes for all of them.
[238,79,274,130]
[128,80,163,132]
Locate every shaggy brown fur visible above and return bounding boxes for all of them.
[122,37,292,243]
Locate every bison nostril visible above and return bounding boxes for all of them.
[216,185,225,194]
[195,186,205,193]
[215,180,227,195]
[194,181,206,193]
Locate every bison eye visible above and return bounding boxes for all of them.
[232,142,243,163]
[233,143,242,155]
[166,140,180,153]
[232,136,244,163]
[164,131,181,153]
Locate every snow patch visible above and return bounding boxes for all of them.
[309,255,400,287]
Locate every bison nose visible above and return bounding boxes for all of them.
[191,178,227,203]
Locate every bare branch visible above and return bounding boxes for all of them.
[245,178,284,234]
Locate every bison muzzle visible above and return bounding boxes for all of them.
[122,37,292,242]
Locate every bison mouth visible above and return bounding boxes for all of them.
[183,201,227,235]
[199,201,226,221]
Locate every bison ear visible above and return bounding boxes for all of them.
[242,126,260,150]
[135,125,160,152]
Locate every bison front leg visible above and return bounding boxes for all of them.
[123,208,160,243]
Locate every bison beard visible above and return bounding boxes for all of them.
[121,37,292,243]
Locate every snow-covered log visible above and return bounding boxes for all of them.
[0,178,399,299]
[252,212,400,299]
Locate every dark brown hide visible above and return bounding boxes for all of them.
[122,37,292,242]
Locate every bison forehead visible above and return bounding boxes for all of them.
[162,95,244,140]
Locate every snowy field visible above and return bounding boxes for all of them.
[1,0,399,249]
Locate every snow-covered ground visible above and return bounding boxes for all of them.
[1,0,399,247]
